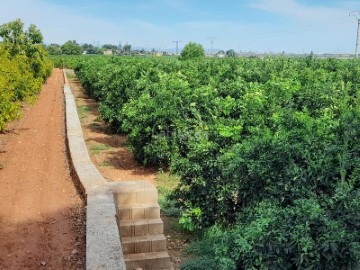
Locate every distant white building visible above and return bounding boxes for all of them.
[216,52,225,58]
[103,49,113,55]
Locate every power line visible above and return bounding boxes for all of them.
[92,41,100,48]
[240,16,349,40]
[208,37,216,56]
[172,40,183,55]
[350,10,360,58]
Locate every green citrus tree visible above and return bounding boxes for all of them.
[180,42,205,60]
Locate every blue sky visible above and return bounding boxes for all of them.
[0,0,359,53]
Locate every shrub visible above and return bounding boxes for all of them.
[0,19,51,131]
[73,56,360,268]
[180,42,205,60]
[183,183,360,269]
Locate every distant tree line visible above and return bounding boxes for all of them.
[45,40,133,55]
[46,40,238,57]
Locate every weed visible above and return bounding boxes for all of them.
[90,143,112,154]
[157,171,180,193]
[65,71,76,79]
[100,160,111,167]
[156,172,181,217]
[89,123,104,132]
[78,105,91,119]
[94,116,102,123]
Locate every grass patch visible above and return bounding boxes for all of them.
[89,122,104,132]
[65,71,76,79]
[94,116,102,123]
[100,159,112,167]
[156,172,181,217]
[78,105,91,119]
[90,143,112,154]
[157,171,180,192]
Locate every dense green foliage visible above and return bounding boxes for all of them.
[226,49,236,57]
[0,19,52,131]
[61,40,83,55]
[182,184,360,269]
[46,43,62,55]
[180,42,205,60]
[50,54,88,69]
[72,55,360,269]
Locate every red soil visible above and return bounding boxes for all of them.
[68,77,157,184]
[0,69,85,270]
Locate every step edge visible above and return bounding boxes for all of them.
[121,234,166,243]
[119,218,163,226]
[124,251,170,261]
[118,203,160,209]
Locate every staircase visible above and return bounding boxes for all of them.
[113,181,173,270]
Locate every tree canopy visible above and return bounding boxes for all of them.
[0,18,44,57]
[0,19,52,131]
[46,44,62,55]
[122,43,131,55]
[61,40,82,55]
[180,42,205,60]
[226,49,236,57]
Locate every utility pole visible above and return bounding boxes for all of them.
[172,40,183,55]
[208,37,216,56]
[350,11,360,58]
[356,19,360,58]
[93,41,100,48]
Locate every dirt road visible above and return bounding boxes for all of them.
[0,69,85,270]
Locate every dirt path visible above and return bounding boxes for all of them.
[67,74,157,184]
[0,69,85,270]
[67,71,188,269]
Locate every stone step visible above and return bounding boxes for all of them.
[125,251,173,270]
[122,234,167,254]
[119,218,164,237]
[117,203,160,221]
[112,181,158,205]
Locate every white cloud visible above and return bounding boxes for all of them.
[130,20,154,29]
[250,0,348,23]
[245,0,357,53]
[0,0,179,47]
[129,20,160,30]
[179,21,237,30]
[0,0,357,53]
[0,0,127,44]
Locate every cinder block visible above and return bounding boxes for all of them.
[117,207,131,221]
[122,235,167,254]
[117,203,160,221]
[119,219,164,237]
[112,181,159,205]
[135,240,150,254]
[115,192,137,205]
[136,189,158,204]
[145,204,160,219]
[125,252,173,270]
[114,189,158,205]
[131,207,146,220]
[148,220,164,236]
[150,235,167,252]
[122,241,135,254]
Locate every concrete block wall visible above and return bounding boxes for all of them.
[63,69,173,270]
[63,70,127,270]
